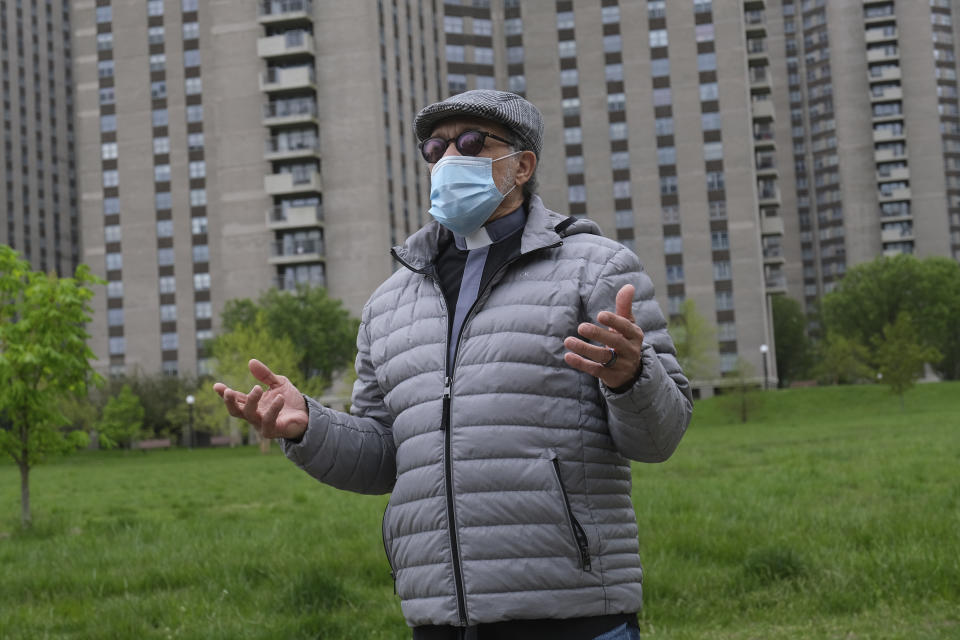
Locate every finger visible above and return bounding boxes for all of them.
[615,284,635,321]
[249,359,282,388]
[212,382,227,397]
[564,336,619,365]
[595,312,643,341]
[576,322,632,350]
[563,351,607,379]
[242,385,264,425]
[222,389,247,419]
[260,396,284,436]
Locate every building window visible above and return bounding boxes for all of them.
[149,54,166,72]
[100,114,117,132]
[188,133,205,151]
[96,6,112,23]
[190,189,207,206]
[711,230,729,250]
[474,47,494,64]
[603,35,622,53]
[105,252,123,270]
[657,147,676,165]
[109,337,125,355]
[609,122,628,141]
[704,142,724,161]
[191,217,208,234]
[697,52,717,72]
[152,109,169,127]
[183,21,199,40]
[154,164,171,183]
[448,74,467,93]
[97,32,113,50]
[557,11,575,29]
[716,291,734,311]
[707,171,725,191]
[445,45,465,62]
[651,58,670,78]
[157,220,174,237]
[193,273,211,291]
[660,176,678,195]
[182,0,199,11]
[161,332,178,350]
[709,200,727,220]
[700,83,719,101]
[564,127,582,144]
[160,304,177,322]
[505,17,523,35]
[189,161,206,178]
[613,180,631,198]
[443,16,463,33]
[664,235,683,254]
[148,26,164,44]
[107,281,124,298]
[558,40,576,58]
[157,248,175,266]
[653,88,672,106]
[508,75,526,93]
[568,185,586,203]
[159,276,176,294]
[102,170,119,188]
[195,302,212,319]
[156,192,173,210]
[507,46,524,64]
[99,87,116,105]
[186,105,204,123]
[153,137,170,154]
[695,24,715,43]
[602,6,620,23]
[605,64,624,82]
[185,77,203,95]
[560,69,579,87]
[611,151,630,170]
[615,210,633,229]
[607,93,626,112]
[566,156,584,173]
[147,0,164,17]
[101,143,118,160]
[649,29,668,48]
[104,225,122,243]
[151,81,167,99]
[666,264,684,284]
[702,112,722,131]
[192,245,209,263]
[104,197,120,215]
[473,18,492,35]
[655,117,674,136]
[713,261,731,280]
[183,50,201,68]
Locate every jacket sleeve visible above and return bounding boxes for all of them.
[280,315,397,494]
[585,246,693,463]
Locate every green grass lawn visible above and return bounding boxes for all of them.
[2,383,958,639]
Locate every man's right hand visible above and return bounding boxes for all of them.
[212,359,309,440]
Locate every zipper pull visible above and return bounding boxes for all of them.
[441,376,452,431]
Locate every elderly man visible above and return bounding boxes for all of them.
[214,90,692,640]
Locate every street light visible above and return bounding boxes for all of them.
[185,394,195,449]
[759,344,769,390]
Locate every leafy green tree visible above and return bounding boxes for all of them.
[212,313,302,452]
[0,246,100,527]
[221,286,358,394]
[814,333,873,386]
[668,299,717,383]
[873,312,942,410]
[772,295,813,387]
[96,385,145,449]
[821,255,960,379]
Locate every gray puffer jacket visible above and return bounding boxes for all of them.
[282,195,692,628]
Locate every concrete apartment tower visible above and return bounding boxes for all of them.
[0,0,78,275]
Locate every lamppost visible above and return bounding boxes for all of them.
[185,394,195,449]
[759,344,769,390]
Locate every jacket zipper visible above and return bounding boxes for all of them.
[551,456,592,572]
[391,239,563,626]
[381,503,396,594]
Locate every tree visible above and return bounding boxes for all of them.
[771,295,813,387]
[212,313,302,452]
[821,255,960,379]
[873,312,942,410]
[668,299,717,383]
[222,286,359,394]
[813,333,873,386]
[0,246,100,527]
[95,385,145,449]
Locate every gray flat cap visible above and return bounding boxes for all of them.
[414,90,544,157]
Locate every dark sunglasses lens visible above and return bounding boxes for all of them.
[421,138,446,163]
[456,131,485,156]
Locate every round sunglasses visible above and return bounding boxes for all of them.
[418,129,515,164]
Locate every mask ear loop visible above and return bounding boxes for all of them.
[494,149,523,197]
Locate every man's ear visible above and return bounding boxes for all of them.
[514,150,537,187]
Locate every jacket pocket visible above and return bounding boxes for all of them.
[381,501,396,592]
[549,454,592,572]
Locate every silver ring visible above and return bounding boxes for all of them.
[602,348,617,368]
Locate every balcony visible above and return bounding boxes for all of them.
[867,46,898,63]
[263,99,317,126]
[747,38,768,64]
[258,0,312,25]
[755,155,778,176]
[266,204,323,230]
[260,65,316,92]
[274,273,326,291]
[744,10,766,36]
[744,0,765,9]
[257,31,315,59]
[878,186,911,202]
[265,136,320,161]
[753,127,775,148]
[881,227,914,243]
[757,186,780,205]
[751,99,775,121]
[269,238,325,265]
[868,66,901,83]
[872,126,904,143]
[874,147,906,163]
[865,27,897,44]
[760,215,784,236]
[877,166,910,182]
[870,86,902,102]
[264,170,322,195]
[749,66,771,91]
[765,277,787,293]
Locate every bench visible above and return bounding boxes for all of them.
[209,435,233,447]
[135,438,172,450]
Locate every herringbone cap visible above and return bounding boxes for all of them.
[414,90,544,157]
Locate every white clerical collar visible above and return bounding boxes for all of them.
[453,204,526,251]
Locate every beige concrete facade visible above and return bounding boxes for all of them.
[1,0,78,276]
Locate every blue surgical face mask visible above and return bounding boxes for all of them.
[428,151,521,236]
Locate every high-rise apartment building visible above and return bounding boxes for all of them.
[1,0,78,275]
[71,0,960,390]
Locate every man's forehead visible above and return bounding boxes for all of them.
[429,116,511,139]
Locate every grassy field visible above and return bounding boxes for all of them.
[1,382,958,639]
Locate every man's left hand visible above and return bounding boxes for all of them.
[563,284,644,390]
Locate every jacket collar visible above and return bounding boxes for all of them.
[392,195,570,273]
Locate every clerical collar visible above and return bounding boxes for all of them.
[453,204,527,250]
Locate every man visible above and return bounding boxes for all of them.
[214,90,692,640]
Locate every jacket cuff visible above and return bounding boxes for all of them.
[280,396,324,464]
[601,343,666,411]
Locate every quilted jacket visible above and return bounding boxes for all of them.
[282,195,693,627]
